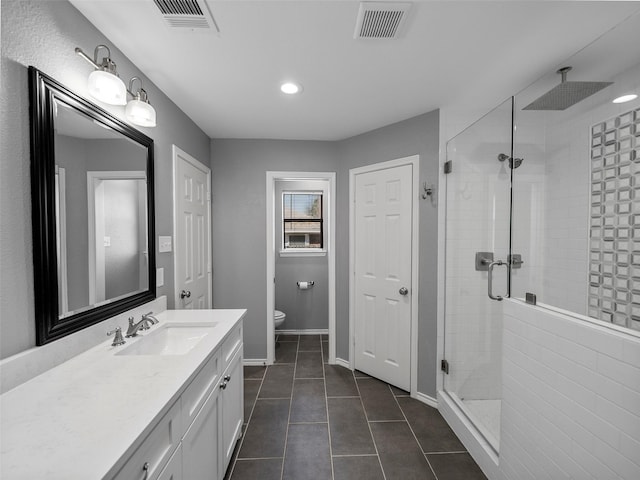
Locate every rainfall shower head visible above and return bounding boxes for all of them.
[523,66,613,111]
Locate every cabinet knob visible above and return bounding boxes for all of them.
[142,462,149,480]
[220,381,228,390]
[224,375,231,382]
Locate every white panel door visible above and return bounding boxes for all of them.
[175,151,210,309]
[354,163,412,390]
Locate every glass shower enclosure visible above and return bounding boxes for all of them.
[443,98,514,452]
[442,10,640,458]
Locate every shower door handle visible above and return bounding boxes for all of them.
[487,260,506,301]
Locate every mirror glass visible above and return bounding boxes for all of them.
[30,67,155,345]
[54,101,149,318]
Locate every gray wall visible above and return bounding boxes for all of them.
[210,140,338,358]
[211,110,440,397]
[0,0,210,359]
[337,110,440,397]
[275,180,329,331]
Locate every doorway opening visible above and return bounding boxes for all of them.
[266,171,336,365]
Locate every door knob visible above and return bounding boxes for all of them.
[180,290,191,299]
[399,287,408,296]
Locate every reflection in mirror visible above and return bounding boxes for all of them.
[29,66,155,345]
[53,101,149,319]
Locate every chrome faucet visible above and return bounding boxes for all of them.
[139,312,159,331]
[125,314,156,338]
[142,312,159,325]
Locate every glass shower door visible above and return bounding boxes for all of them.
[443,98,514,453]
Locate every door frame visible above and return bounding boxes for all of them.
[172,145,212,309]
[266,171,336,365]
[349,155,420,395]
[55,166,69,314]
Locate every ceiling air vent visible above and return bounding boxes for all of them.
[153,0,219,31]
[354,2,412,39]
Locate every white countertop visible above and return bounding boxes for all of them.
[0,309,246,480]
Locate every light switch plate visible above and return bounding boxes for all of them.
[158,236,172,253]
[156,267,164,287]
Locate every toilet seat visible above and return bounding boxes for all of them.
[274,310,286,329]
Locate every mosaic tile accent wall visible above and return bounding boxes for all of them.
[589,107,640,331]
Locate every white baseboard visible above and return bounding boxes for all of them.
[414,391,438,408]
[276,329,328,335]
[243,358,267,366]
[334,357,350,369]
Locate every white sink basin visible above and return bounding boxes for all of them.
[116,322,218,356]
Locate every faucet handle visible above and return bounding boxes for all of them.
[107,327,126,347]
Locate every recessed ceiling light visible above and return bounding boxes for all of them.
[280,82,302,95]
[613,94,638,104]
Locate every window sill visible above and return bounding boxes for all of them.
[279,249,327,258]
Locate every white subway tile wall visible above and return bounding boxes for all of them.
[500,301,640,480]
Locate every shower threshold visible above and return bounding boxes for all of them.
[448,391,501,453]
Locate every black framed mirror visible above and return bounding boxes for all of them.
[29,66,155,345]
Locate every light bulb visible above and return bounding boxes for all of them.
[126,99,157,127]
[87,70,127,105]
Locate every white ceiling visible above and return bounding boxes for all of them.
[69,1,640,141]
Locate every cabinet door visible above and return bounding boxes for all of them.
[182,387,221,480]
[221,347,244,473]
[157,446,182,480]
[112,401,182,480]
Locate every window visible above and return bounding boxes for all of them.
[282,192,323,250]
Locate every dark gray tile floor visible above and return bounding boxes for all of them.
[226,334,487,480]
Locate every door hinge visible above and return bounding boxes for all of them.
[441,359,449,374]
[444,160,452,174]
[206,191,211,201]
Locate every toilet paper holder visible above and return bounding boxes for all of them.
[297,281,315,289]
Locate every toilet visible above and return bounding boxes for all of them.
[274,310,286,329]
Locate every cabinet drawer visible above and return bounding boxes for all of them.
[113,400,181,480]
[181,351,220,430]
[222,323,242,367]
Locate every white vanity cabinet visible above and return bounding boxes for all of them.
[221,347,243,473]
[182,384,222,479]
[157,447,183,480]
[110,320,244,480]
[1,309,247,480]
[219,322,244,475]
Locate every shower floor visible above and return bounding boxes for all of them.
[463,399,501,447]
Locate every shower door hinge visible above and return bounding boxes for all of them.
[525,292,537,306]
[441,359,449,374]
[444,161,452,174]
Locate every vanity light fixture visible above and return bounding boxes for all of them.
[126,77,157,128]
[612,93,638,104]
[280,81,303,95]
[75,45,127,105]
